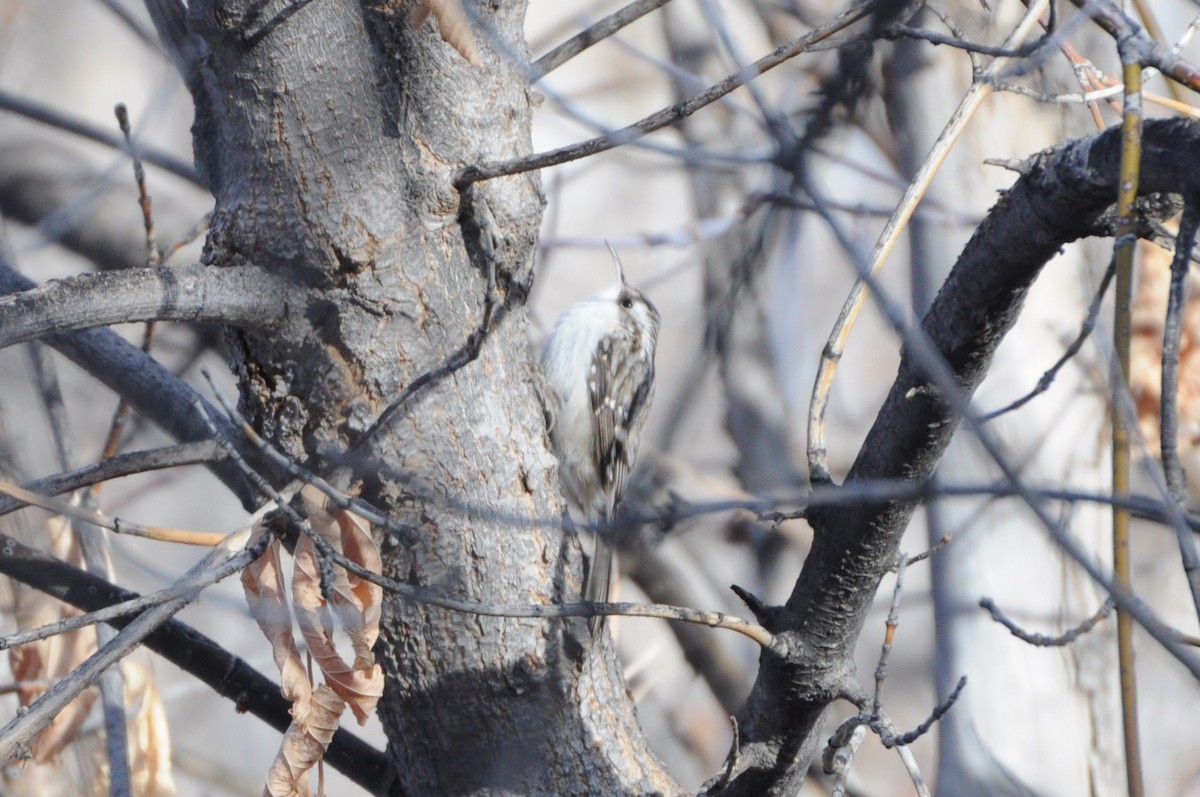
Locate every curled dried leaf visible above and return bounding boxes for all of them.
[123,659,177,797]
[332,506,383,669]
[408,0,483,67]
[297,487,383,670]
[9,517,97,762]
[293,533,383,725]
[242,534,311,709]
[264,684,346,797]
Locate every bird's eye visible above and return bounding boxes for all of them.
[620,297,634,309]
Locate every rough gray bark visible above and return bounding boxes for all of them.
[160,1,678,794]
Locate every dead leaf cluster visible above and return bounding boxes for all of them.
[2,517,175,797]
[241,486,384,797]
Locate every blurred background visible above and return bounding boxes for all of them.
[1,1,1199,794]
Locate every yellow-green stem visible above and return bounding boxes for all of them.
[1113,59,1144,797]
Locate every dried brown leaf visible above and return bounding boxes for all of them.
[9,516,97,762]
[297,488,382,670]
[123,658,177,797]
[242,534,313,711]
[409,0,483,67]
[263,684,346,797]
[331,505,383,669]
[292,532,383,725]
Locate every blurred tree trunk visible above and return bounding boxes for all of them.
[164,1,678,793]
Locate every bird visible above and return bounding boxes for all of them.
[540,244,660,634]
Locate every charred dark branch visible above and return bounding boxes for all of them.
[706,118,1200,795]
[0,530,392,794]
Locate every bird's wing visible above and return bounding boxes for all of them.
[588,333,655,520]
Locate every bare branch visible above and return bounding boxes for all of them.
[979,597,1114,646]
[983,259,1115,421]
[806,0,1050,482]
[206,384,419,546]
[454,0,880,188]
[718,117,1200,795]
[0,480,227,546]
[0,87,200,185]
[530,0,676,81]
[878,676,967,748]
[0,528,253,762]
[1072,0,1200,91]
[0,441,226,518]
[1158,196,1200,622]
[201,398,776,646]
[0,258,260,505]
[0,262,293,350]
[0,528,390,791]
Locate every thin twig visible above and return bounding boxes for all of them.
[0,479,227,546]
[980,596,1114,646]
[96,104,166,472]
[801,117,1200,686]
[1160,202,1199,505]
[0,442,227,518]
[454,0,881,188]
[873,710,933,795]
[202,374,419,546]
[806,0,1050,481]
[529,0,676,81]
[826,560,935,794]
[904,534,953,566]
[198,400,775,646]
[873,557,907,716]
[0,572,235,651]
[0,528,254,764]
[1126,0,1186,103]
[1111,40,1146,797]
[358,235,502,444]
[886,23,1047,58]
[27,331,131,794]
[114,104,160,269]
[879,677,967,748]
[984,260,1115,420]
[1159,197,1200,623]
[824,724,867,796]
[1072,0,1200,91]
[0,87,201,184]
[0,527,388,790]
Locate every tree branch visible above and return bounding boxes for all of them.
[529,0,676,81]
[0,261,292,349]
[1072,0,1200,91]
[0,530,393,794]
[708,118,1200,795]
[0,258,261,506]
[0,87,201,185]
[454,0,880,188]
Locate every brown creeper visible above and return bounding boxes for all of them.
[540,245,660,627]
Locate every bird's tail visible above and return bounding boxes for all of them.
[585,536,614,637]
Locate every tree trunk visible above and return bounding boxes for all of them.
[172,1,677,793]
